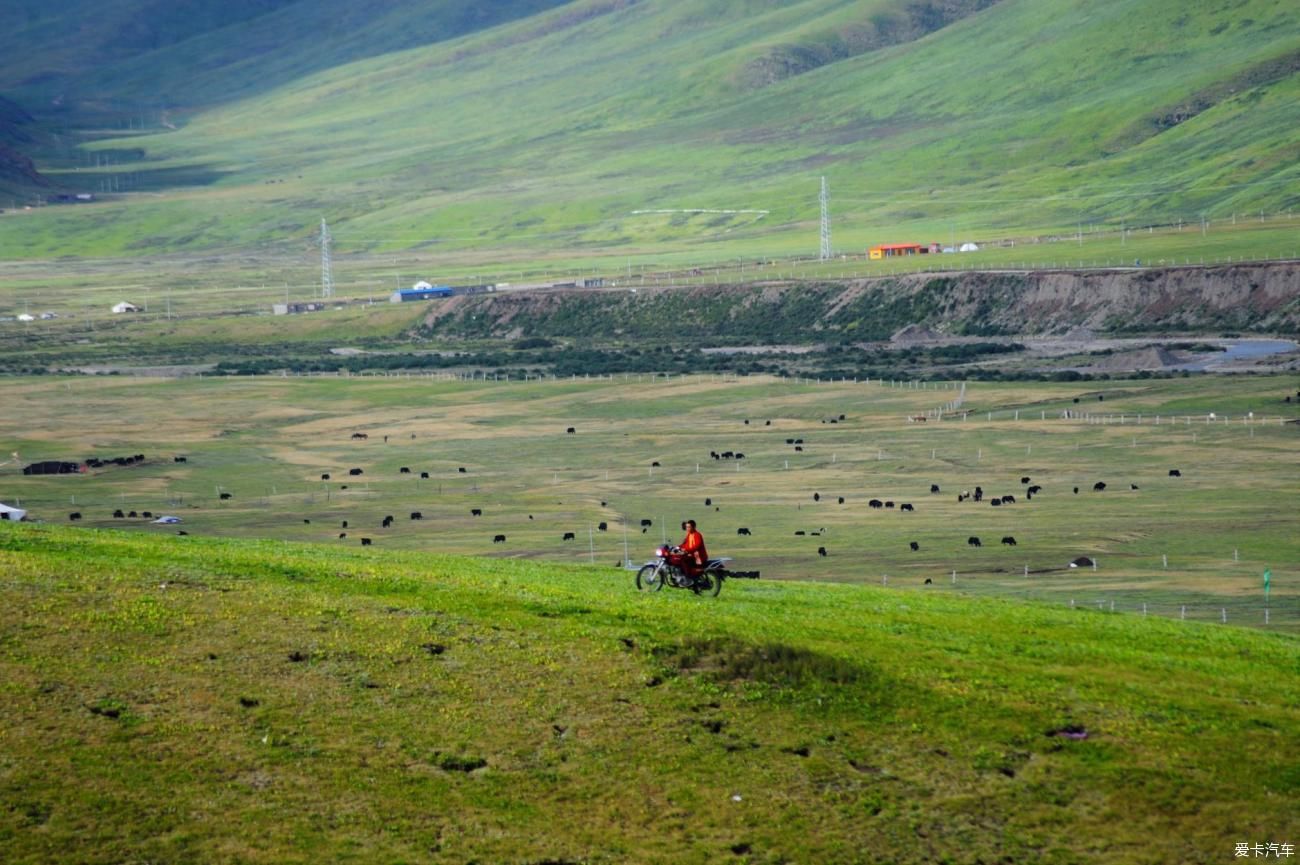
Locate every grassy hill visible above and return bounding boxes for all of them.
[1,522,1297,862]
[0,0,569,108]
[1,0,1296,264]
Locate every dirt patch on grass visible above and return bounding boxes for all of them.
[655,636,870,688]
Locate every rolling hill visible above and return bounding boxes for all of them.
[2,523,1297,862]
[0,0,1297,263]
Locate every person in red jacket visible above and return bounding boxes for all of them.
[678,519,708,576]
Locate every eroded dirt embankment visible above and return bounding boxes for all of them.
[420,262,1300,343]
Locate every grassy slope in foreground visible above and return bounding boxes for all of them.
[2,524,1297,864]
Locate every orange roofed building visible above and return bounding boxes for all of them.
[869,243,939,259]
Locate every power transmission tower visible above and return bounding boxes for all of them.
[319,218,334,299]
[819,176,831,261]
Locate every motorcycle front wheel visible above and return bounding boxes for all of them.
[636,564,665,592]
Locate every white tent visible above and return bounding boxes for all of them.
[959,242,980,252]
[0,502,28,521]
[112,301,140,314]
[16,313,34,322]
[152,515,182,524]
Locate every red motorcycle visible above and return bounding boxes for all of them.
[635,545,732,597]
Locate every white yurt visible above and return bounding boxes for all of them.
[0,502,28,521]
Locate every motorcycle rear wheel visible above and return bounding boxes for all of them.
[636,564,665,592]
[701,572,723,597]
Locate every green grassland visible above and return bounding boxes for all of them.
[1,0,1297,269]
[2,519,1299,863]
[2,218,1297,357]
[3,373,1297,632]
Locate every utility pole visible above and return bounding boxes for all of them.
[320,218,334,300]
[819,176,832,261]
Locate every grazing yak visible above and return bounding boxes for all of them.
[817,547,827,557]
[900,503,914,512]
[562,532,576,541]
[737,527,752,536]
[909,541,920,551]
[349,468,363,476]
[598,522,608,531]
[470,508,482,517]
[968,536,982,547]
[493,534,507,543]
[1002,536,1017,546]
[360,538,372,546]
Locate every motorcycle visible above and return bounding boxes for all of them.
[636,545,732,597]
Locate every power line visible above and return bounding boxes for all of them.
[319,218,334,300]
[819,176,831,261]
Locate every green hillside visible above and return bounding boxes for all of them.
[0,0,1296,264]
[2,523,1297,863]
[0,0,569,108]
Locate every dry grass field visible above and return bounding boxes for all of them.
[4,372,1298,630]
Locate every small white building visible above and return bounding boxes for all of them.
[112,301,140,314]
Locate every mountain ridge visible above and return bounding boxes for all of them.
[0,0,1296,260]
